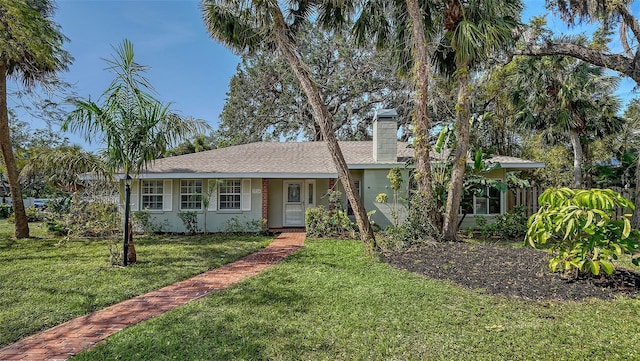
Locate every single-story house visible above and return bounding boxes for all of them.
[123,110,543,233]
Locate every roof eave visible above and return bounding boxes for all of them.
[499,163,545,169]
[347,163,409,169]
[118,172,340,179]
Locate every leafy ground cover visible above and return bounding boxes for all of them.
[74,239,640,360]
[0,220,271,347]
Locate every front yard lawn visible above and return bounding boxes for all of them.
[0,220,271,348]
[73,239,640,360]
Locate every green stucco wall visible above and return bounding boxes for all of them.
[362,168,410,229]
[132,178,263,233]
[128,167,510,233]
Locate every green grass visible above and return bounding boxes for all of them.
[0,220,271,348]
[73,238,640,361]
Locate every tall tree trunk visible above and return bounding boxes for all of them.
[272,11,375,248]
[568,129,583,188]
[442,63,470,241]
[406,0,438,228]
[632,154,640,228]
[0,65,29,238]
[582,140,592,188]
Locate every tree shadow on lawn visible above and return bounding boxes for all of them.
[381,241,640,301]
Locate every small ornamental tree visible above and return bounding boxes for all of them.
[201,180,220,234]
[526,188,640,276]
[376,167,404,226]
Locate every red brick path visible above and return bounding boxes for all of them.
[0,232,305,361]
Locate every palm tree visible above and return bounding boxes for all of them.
[509,51,622,188]
[625,98,640,228]
[62,40,209,265]
[20,145,110,194]
[353,0,441,228]
[201,0,377,248]
[0,0,71,238]
[406,0,437,226]
[437,0,523,241]
[515,1,640,226]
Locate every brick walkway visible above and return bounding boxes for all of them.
[0,232,305,361]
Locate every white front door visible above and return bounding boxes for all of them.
[283,180,315,226]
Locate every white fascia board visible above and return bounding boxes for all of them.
[347,163,410,169]
[127,172,339,179]
[499,163,545,169]
[111,162,543,180]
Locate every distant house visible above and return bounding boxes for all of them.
[121,110,543,233]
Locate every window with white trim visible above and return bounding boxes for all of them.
[141,180,163,210]
[219,179,241,210]
[461,186,501,215]
[180,180,203,210]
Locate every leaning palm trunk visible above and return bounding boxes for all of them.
[442,62,471,241]
[0,66,29,239]
[406,0,438,229]
[272,10,375,249]
[568,130,583,188]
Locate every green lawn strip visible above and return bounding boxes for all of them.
[0,223,271,348]
[74,239,640,361]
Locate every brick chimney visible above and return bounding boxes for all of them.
[373,109,398,163]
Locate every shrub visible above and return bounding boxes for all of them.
[224,216,266,235]
[474,215,493,240]
[305,206,355,238]
[475,206,529,241]
[26,197,121,239]
[328,190,343,211]
[0,203,11,218]
[133,210,152,233]
[224,216,245,233]
[46,197,72,214]
[62,198,120,238]
[178,211,199,235]
[496,205,529,239]
[26,206,43,222]
[247,218,267,234]
[46,219,69,236]
[133,209,167,234]
[305,207,329,237]
[526,188,640,276]
[377,192,439,251]
[42,196,121,238]
[7,206,45,223]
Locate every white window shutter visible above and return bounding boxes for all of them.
[241,179,251,211]
[163,180,173,211]
[208,180,218,211]
[130,180,139,211]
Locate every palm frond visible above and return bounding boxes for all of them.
[1,0,71,88]
[201,0,268,55]
[19,146,110,193]
[64,40,212,177]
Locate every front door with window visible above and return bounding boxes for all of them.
[283,180,315,226]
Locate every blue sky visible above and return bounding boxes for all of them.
[10,0,240,151]
[7,0,639,151]
[53,0,238,126]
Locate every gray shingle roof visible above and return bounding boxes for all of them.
[138,141,541,178]
[486,155,545,168]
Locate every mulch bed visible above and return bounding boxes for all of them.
[381,241,640,301]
